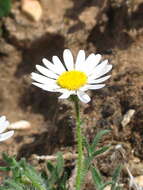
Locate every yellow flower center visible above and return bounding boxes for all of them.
[57,71,87,90]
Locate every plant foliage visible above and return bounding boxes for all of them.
[80,130,122,189]
[0,130,122,190]
[91,165,122,190]
[0,0,11,18]
[0,153,68,190]
[80,130,110,186]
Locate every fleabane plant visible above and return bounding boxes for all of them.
[0,116,14,142]
[31,49,112,190]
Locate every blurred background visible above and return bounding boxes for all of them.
[0,0,143,188]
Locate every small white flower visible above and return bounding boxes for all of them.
[0,116,14,142]
[31,49,112,103]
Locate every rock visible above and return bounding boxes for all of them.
[21,0,43,22]
[134,176,143,187]
[8,120,31,130]
[121,109,135,127]
[104,185,111,190]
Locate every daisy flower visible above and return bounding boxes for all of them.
[0,116,14,142]
[31,49,112,103]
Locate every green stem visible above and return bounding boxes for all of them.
[72,96,83,190]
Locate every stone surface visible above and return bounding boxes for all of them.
[104,185,111,190]
[134,176,143,187]
[21,0,43,21]
[8,120,31,130]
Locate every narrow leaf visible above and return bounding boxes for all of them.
[0,166,10,171]
[111,165,122,190]
[56,152,64,176]
[0,0,11,18]
[80,157,91,186]
[91,166,103,188]
[92,146,109,159]
[91,130,110,152]
[82,136,92,156]
[112,165,122,182]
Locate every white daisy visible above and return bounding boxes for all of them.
[31,49,112,103]
[0,116,14,142]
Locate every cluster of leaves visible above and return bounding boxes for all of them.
[81,130,122,190]
[0,152,68,190]
[91,164,122,190]
[0,0,11,18]
[0,130,122,190]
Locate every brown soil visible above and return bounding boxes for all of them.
[0,0,143,189]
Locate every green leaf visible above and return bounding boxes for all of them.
[56,152,64,176]
[82,136,92,156]
[0,0,11,18]
[91,130,110,152]
[46,153,66,189]
[0,154,68,190]
[4,180,24,190]
[80,157,91,186]
[91,146,109,159]
[91,166,103,189]
[111,165,122,190]
[0,166,10,171]
[112,165,122,182]
[2,153,18,168]
[47,161,55,173]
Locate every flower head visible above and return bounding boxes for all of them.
[0,116,14,142]
[31,49,112,103]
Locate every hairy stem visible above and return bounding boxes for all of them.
[73,96,83,190]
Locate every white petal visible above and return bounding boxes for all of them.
[58,90,73,99]
[77,91,91,103]
[75,50,86,70]
[80,84,105,91]
[87,84,105,89]
[36,65,59,79]
[83,54,101,75]
[32,82,46,89]
[0,116,6,123]
[0,131,14,142]
[88,75,111,84]
[42,58,61,75]
[52,56,66,73]
[32,82,60,92]
[0,121,9,133]
[88,61,112,81]
[63,49,74,71]
[31,72,56,84]
[58,89,76,94]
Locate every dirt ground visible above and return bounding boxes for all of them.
[0,0,143,189]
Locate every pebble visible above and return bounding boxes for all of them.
[121,109,135,127]
[104,185,111,190]
[21,0,43,22]
[8,120,31,130]
[134,176,143,187]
